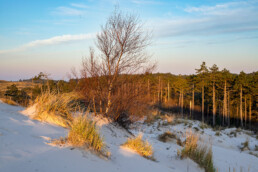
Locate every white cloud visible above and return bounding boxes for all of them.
[70,3,89,9]
[0,33,95,54]
[152,1,258,38]
[52,6,84,16]
[132,0,161,5]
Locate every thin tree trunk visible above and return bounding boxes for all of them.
[223,81,227,126]
[179,90,181,114]
[240,85,243,127]
[161,82,163,103]
[158,76,160,103]
[167,82,170,102]
[213,82,216,126]
[100,100,102,113]
[148,79,150,99]
[106,82,112,114]
[249,96,251,128]
[192,85,194,117]
[181,90,184,118]
[190,101,192,118]
[245,95,247,127]
[92,96,96,116]
[202,85,204,123]
[228,91,230,127]
[236,105,239,126]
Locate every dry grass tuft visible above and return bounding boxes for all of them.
[180,130,215,172]
[158,131,177,142]
[68,115,104,152]
[240,139,250,151]
[33,92,82,127]
[161,114,175,123]
[0,98,18,106]
[123,134,154,159]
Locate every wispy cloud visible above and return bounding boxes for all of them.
[153,1,258,38]
[132,0,162,5]
[0,33,95,54]
[52,6,84,16]
[70,3,89,9]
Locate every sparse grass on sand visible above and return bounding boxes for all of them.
[158,131,177,142]
[240,139,250,151]
[33,92,82,127]
[122,134,154,160]
[0,98,18,106]
[26,92,110,158]
[179,130,215,172]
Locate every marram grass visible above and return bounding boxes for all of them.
[68,115,104,152]
[180,130,215,172]
[33,92,81,127]
[122,134,154,159]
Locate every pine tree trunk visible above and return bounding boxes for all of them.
[148,79,150,99]
[245,95,247,127]
[228,91,230,127]
[190,101,192,118]
[192,85,194,117]
[161,82,163,103]
[167,82,170,102]
[213,82,216,126]
[181,90,184,118]
[179,90,181,114]
[202,85,204,123]
[158,76,160,103]
[240,85,243,127]
[100,100,102,113]
[249,96,251,128]
[223,81,227,126]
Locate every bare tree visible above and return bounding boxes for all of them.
[79,9,155,124]
[96,9,152,114]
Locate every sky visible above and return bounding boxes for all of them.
[0,0,258,81]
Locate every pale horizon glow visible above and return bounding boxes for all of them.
[0,0,257,81]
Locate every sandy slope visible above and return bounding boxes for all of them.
[0,101,257,172]
[0,102,201,172]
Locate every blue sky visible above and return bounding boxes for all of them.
[0,0,258,80]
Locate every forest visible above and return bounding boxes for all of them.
[2,63,257,131]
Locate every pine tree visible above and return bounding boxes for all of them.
[196,62,209,123]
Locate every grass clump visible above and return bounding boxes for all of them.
[0,98,18,106]
[122,134,154,160]
[180,130,215,172]
[158,131,177,142]
[215,131,221,136]
[33,92,82,127]
[240,139,250,151]
[199,123,210,130]
[68,115,105,153]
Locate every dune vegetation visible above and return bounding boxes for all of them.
[179,130,215,172]
[122,134,154,160]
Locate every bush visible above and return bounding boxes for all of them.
[33,92,82,127]
[68,115,105,153]
[122,134,154,159]
[180,131,215,172]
